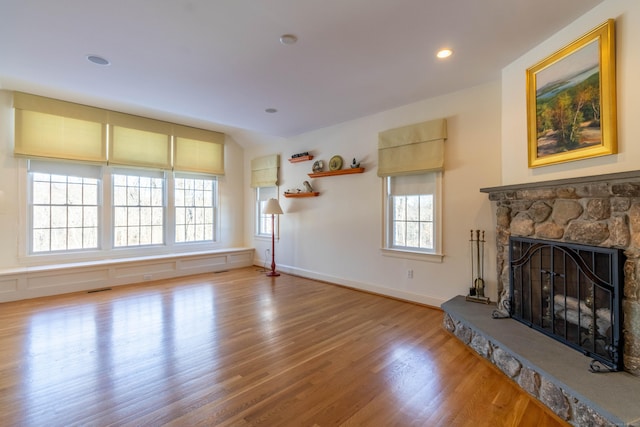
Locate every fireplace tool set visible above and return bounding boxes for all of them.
[467,229,490,304]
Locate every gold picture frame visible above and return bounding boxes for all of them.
[527,19,616,168]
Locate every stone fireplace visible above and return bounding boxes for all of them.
[442,170,640,426]
[485,170,640,376]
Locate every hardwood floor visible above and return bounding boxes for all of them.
[0,267,568,426]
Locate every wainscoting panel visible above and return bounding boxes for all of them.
[0,248,254,302]
[0,277,19,294]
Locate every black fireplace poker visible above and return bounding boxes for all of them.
[467,229,491,304]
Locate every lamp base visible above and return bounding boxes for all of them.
[266,271,280,277]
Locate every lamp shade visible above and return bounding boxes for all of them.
[263,198,283,215]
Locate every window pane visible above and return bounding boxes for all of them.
[152,226,163,244]
[113,186,127,206]
[152,207,163,226]
[83,182,98,205]
[33,181,50,204]
[140,187,151,205]
[420,195,433,221]
[176,225,185,242]
[33,206,50,229]
[30,169,101,253]
[175,188,184,206]
[84,207,98,227]
[114,227,127,246]
[33,229,50,252]
[128,207,140,227]
[176,207,185,225]
[51,206,67,228]
[67,227,83,250]
[68,206,83,228]
[406,222,419,247]
[393,197,406,221]
[51,182,66,205]
[174,176,216,243]
[387,173,439,253]
[50,228,67,251]
[84,227,98,248]
[420,222,433,249]
[406,196,419,221]
[394,222,406,247]
[127,187,139,205]
[68,183,83,204]
[113,172,164,248]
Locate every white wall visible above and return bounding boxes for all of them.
[0,91,20,268]
[502,0,640,185]
[247,81,502,306]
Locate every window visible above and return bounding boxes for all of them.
[29,161,100,253]
[392,194,433,250]
[174,175,217,243]
[384,172,442,256]
[256,186,277,237]
[112,171,165,247]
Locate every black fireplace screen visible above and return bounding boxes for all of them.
[509,236,624,371]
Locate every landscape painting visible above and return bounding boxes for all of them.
[527,19,616,168]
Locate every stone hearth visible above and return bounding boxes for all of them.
[442,296,640,426]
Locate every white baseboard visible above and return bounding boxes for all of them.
[254,258,445,308]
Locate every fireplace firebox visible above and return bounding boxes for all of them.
[509,236,624,371]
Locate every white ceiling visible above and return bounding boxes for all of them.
[0,0,602,138]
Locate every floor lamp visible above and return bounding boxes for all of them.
[263,198,283,277]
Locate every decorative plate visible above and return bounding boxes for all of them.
[329,155,343,171]
[312,160,324,173]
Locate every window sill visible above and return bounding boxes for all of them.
[380,248,444,263]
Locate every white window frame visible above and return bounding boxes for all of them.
[111,168,166,248]
[173,172,218,244]
[255,186,279,239]
[21,159,222,264]
[381,172,444,263]
[28,160,103,254]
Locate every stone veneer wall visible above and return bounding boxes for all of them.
[481,171,640,376]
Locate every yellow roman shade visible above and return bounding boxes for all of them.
[250,154,279,188]
[173,125,225,175]
[108,112,172,169]
[13,92,108,163]
[377,118,447,177]
[13,92,226,173]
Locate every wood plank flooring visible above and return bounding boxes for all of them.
[0,267,568,426]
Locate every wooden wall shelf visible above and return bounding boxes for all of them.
[289,155,314,163]
[284,192,320,198]
[308,167,364,178]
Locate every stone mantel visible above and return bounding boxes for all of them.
[480,170,640,197]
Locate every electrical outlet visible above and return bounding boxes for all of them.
[407,269,413,279]
[266,249,271,256]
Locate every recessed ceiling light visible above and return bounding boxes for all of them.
[265,108,278,114]
[279,34,298,45]
[86,55,110,66]
[436,49,453,59]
